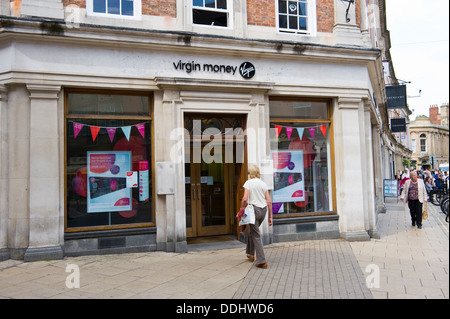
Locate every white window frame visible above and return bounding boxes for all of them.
[191,0,234,29]
[87,0,142,20]
[276,0,317,36]
[420,134,427,153]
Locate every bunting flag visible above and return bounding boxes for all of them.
[71,121,148,142]
[90,126,100,142]
[106,127,116,142]
[73,122,84,139]
[275,125,282,138]
[121,126,131,142]
[272,124,329,140]
[319,125,327,138]
[136,123,146,139]
[286,127,293,140]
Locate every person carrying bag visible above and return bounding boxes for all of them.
[400,171,428,229]
[236,165,273,269]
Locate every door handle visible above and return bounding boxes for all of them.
[196,184,200,200]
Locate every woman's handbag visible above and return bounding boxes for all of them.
[239,204,255,226]
[423,202,428,220]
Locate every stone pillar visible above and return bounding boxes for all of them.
[334,97,370,241]
[23,85,63,262]
[363,102,379,238]
[154,90,187,253]
[0,85,8,261]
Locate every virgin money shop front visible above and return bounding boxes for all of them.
[0,33,380,262]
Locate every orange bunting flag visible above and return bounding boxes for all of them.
[319,125,327,137]
[275,125,282,138]
[90,126,100,142]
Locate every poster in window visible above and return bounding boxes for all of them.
[87,151,132,213]
[272,150,305,203]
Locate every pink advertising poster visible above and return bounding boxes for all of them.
[272,150,305,203]
[87,151,132,213]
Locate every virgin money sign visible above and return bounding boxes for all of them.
[173,60,256,79]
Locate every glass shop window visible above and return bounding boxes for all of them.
[193,0,231,27]
[269,99,333,217]
[65,91,153,231]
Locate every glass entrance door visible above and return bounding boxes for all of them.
[186,144,230,237]
[184,114,246,238]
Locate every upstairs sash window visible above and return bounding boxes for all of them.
[193,0,232,28]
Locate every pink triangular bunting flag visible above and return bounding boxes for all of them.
[73,122,83,139]
[308,127,316,139]
[136,123,145,139]
[319,125,327,137]
[90,126,100,142]
[275,125,282,138]
[106,127,116,142]
[286,127,293,140]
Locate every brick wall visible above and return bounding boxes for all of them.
[142,0,176,17]
[316,0,334,32]
[62,0,86,8]
[247,0,276,27]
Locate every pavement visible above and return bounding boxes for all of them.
[0,200,448,299]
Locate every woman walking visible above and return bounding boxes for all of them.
[238,165,273,269]
[400,171,428,229]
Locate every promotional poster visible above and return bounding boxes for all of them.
[87,151,132,213]
[272,150,305,203]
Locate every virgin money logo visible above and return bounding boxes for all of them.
[239,62,256,79]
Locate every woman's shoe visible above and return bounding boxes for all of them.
[255,263,267,269]
[246,254,255,262]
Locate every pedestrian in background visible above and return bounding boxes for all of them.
[400,171,428,229]
[238,165,273,269]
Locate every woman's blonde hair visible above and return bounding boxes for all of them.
[248,165,261,179]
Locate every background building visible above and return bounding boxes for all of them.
[410,104,449,169]
[1,0,403,261]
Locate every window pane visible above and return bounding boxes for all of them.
[108,0,120,14]
[93,0,106,13]
[66,118,152,228]
[205,0,215,8]
[299,17,307,30]
[193,9,228,27]
[288,1,298,15]
[289,15,298,29]
[269,100,329,120]
[122,0,134,16]
[279,15,287,28]
[68,93,149,116]
[279,0,287,14]
[270,121,331,215]
[299,2,307,15]
[193,0,203,7]
[217,0,227,9]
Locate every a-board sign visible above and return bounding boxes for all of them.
[383,179,398,198]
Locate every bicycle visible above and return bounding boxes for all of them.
[430,187,448,206]
[439,195,448,223]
